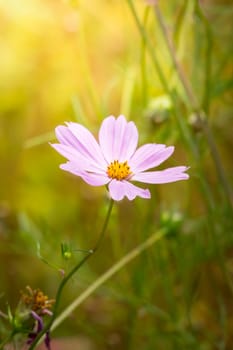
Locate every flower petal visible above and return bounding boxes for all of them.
[98,115,115,163]
[60,162,110,186]
[112,115,127,161]
[112,115,139,162]
[50,142,106,174]
[119,119,138,162]
[108,179,151,201]
[55,125,81,149]
[30,311,44,332]
[131,166,189,184]
[129,144,174,173]
[99,115,138,163]
[50,143,89,165]
[65,122,107,168]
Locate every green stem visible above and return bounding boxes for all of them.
[154,5,199,109]
[51,228,167,332]
[28,199,114,350]
[194,0,212,116]
[128,0,231,210]
[202,120,233,209]
[126,0,217,211]
[140,7,150,107]
[126,0,198,157]
[150,2,233,293]
[127,0,169,94]
[154,3,232,209]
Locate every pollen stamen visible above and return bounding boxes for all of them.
[107,160,131,180]
[20,286,55,314]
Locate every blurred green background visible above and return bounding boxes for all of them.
[0,0,233,349]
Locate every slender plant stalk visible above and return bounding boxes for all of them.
[28,199,114,350]
[127,0,232,210]
[173,0,189,49]
[140,7,150,107]
[126,2,233,297]
[154,5,198,109]
[154,3,232,209]
[126,0,197,156]
[195,1,232,207]
[51,228,167,333]
[151,1,233,296]
[201,120,232,208]
[194,0,212,115]
[126,0,217,212]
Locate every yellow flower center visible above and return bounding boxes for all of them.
[20,286,55,314]
[107,160,131,180]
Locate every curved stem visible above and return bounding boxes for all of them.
[28,199,114,350]
[92,199,114,253]
[51,228,167,332]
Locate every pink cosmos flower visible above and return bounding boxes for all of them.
[51,115,189,201]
